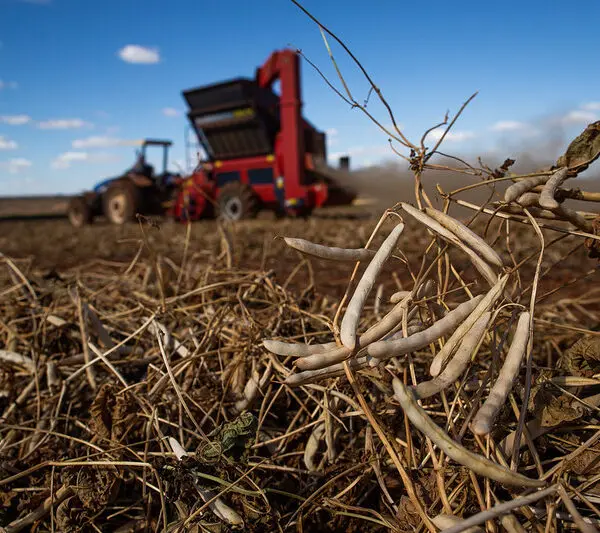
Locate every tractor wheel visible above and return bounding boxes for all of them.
[103,181,139,225]
[216,182,259,221]
[68,196,93,228]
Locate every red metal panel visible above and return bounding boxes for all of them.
[257,50,307,208]
[212,155,278,206]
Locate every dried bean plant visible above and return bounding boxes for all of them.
[2,2,600,532]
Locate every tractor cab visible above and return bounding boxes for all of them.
[128,139,178,188]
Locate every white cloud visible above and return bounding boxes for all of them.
[0,115,31,126]
[37,118,91,130]
[490,120,529,132]
[427,129,475,143]
[72,135,139,149]
[72,136,116,149]
[1,158,32,174]
[489,120,539,138]
[561,110,598,125]
[326,128,339,146]
[0,80,18,90]
[118,45,160,64]
[51,151,87,169]
[0,136,18,150]
[51,151,119,169]
[582,102,600,111]
[162,107,180,117]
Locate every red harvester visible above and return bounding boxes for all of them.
[170,48,356,221]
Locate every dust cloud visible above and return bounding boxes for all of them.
[323,115,600,217]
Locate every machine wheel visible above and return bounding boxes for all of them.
[216,182,258,221]
[103,181,139,225]
[68,196,93,228]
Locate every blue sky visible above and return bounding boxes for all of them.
[0,0,598,195]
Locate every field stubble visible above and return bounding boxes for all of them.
[1,199,600,532]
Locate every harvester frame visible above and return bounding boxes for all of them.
[172,48,355,222]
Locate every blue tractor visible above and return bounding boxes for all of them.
[67,139,180,227]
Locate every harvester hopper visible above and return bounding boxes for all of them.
[183,78,282,160]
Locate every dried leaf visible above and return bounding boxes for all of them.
[89,383,116,441]
[585,216,600,259]
[75,466,121,512]
[55,495,89,533]
[557,121,600,173]
[529,383,585,427]
[560,336,600,377]
[89,382,136,443]
[542,394,584,427]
